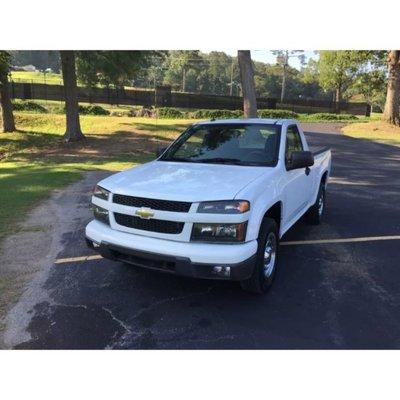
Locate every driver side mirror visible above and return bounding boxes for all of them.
[156,146,167,158]
[287,151,314,170]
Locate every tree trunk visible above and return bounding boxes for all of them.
[382,50,400,126]
[280,63,287,103]
[229,60,234,96]
[237,50,257,118]
[182,67,186,92]
[0,79,15,132]
[60,51,85,142]
[280,51,289,103]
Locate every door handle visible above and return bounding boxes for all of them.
[305,167,311,176]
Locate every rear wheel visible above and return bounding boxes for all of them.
[240,218,279,294]
[306,182,326,225]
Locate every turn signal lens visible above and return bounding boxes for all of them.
[93,185,110,201]
[197,200,250,214]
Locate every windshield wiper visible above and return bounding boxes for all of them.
[163,157,269,167]
[161,157,192,162]
[163,157,261,166]
[194,158,244,165]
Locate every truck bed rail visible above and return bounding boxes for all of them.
[312,147,330,156]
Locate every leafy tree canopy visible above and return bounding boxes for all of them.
[76,51,155,88]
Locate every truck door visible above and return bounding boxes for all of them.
[283,124,312,224]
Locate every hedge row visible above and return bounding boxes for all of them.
[258,109,298,119]
[303,112,358,121]
[156,107,299,119]
[156,107,186,119]
[11,101,358,121]
[54,104,110,115]
[191,109,243,119]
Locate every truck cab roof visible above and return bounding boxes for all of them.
[194,118,298,126]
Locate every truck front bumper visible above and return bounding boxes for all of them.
[85,220,258,281]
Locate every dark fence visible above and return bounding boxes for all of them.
[277,98,371,116]
[10,82,370,116]
[170,91,277,110]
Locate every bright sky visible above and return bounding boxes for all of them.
[201,50,319,70]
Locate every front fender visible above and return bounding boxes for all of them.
[246,197,283,241]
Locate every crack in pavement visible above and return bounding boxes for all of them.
[107,286,215,349]
[102,307,132,333]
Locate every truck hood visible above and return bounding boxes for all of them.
[99,161,271,202]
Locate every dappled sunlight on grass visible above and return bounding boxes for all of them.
[2,112,195,167]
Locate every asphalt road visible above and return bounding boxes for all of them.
[11,123,400,349]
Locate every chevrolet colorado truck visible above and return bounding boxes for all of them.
[86,118,331,293]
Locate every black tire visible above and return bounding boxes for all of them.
[240,218,279,294]
[306,182,326,225]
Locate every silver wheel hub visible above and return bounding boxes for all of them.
[263,232,277,278]
[318,191,324,216]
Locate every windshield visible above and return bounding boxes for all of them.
[160,123,281,166]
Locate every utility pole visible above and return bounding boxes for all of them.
[280,51,289,103]
[273,50,304,103]
[229,59,234,96]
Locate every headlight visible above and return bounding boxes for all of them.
[93,185,110,201]
[197,200,250,214]
[191,222,247,243]
[93,205,109,225]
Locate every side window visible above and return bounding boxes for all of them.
[285,125,303,167]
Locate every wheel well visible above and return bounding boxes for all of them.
[321,171,328,187]
[321,171,328,184]
[263,201,282,230]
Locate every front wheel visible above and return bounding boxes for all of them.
[306,182,326,225]
[240,218,279,294]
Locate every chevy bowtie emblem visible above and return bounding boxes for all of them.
[135,207,154,219]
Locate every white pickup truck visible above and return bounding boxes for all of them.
[86,118,331,293]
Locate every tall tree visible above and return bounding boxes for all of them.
[272,50,305,102]
[382,50,400,126]
[60,51,85,142]
[237,50,257,118]
[164,51,203,92]
[318,51,363,109]
[0,51,15,132]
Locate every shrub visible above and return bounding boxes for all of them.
[308,113,357,121]
[191,109,243,119]
[156,107,186,119]
[258,109,298,119]
[53,104,110,116]
[79,105,109,115]
[12,101,48,113]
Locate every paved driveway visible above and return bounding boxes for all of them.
[7,123,400,349]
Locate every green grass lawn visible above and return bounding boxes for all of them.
[10,71,63,85]
[342,121,400,147]
[0,112,194,240]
